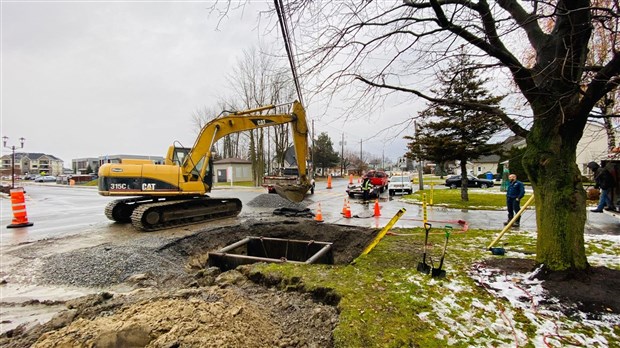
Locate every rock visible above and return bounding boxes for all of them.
[126,273,149,283]
[215,270,247,287]
[47,309,77,330]
[95,323,153,348]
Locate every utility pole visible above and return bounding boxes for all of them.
[382,149,384,171]
[358,139,364,175]
[2,136,26,189]
[340,133,345,176]
[415,121,423,190]
[311,120,315,177]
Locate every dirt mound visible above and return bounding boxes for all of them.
[4,270,339,348]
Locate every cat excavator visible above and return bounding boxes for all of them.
[98,101,311,231]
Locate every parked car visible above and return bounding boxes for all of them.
[35,175,57,183]
[445,175,494,189]
[388,175,413,196]
[363,170,389,192]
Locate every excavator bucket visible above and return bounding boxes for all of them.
[274,183,311,203]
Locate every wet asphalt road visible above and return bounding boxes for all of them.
[1,179,618,247]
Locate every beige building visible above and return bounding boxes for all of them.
[0,152,64,176]
[213,158,253,183]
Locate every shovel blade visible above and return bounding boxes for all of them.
[417,262,431,274]
[431,268,446,278]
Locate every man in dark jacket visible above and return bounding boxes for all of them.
[504,174,525,227]
[587,161,616,212]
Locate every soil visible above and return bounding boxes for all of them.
[1,220,619,347]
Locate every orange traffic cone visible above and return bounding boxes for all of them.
[315,203,324,222]
[373,198,381,217]
[344,199,352,218]
[7,188,34,228]
[342,198,347,215]
[327,174,333,189]
[349,174,353,184]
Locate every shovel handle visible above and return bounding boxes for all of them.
[437,231,450,269]
[422,223,432,256]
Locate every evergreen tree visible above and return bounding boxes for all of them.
[314,132,340,175]
[405,53,504,201]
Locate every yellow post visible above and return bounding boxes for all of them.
[487,194,535,249]
[361,208,407,255]
[422,193,427,225]
[430,183,434,205]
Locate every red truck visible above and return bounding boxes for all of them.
[364,170,389,192]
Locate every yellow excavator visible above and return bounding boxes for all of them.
[98,101,311,231]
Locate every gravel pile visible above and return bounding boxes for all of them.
[35,245,187,287]
[246,193,310,209]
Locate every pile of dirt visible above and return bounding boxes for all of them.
[3,269,339,348]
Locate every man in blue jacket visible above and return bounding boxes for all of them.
[505,174,525,227]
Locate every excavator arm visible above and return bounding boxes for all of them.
[182,101,310,199]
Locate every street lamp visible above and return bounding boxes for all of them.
[3,136,26,189]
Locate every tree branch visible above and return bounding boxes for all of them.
[496,0,548,51]
[425,0,540,104]
[580,51,620,114]
[355,75,529,137]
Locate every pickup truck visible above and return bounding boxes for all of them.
[346,183,381,199]
[263,168,299,194]
[364,170,389,192]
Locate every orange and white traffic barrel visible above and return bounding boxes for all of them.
[7,187,33,228]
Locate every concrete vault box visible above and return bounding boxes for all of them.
[208,236,334,271]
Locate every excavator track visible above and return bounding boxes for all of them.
[105,197,147,223]
[129,196,243,231]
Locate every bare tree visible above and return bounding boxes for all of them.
[224,46,299,184]
[191,102,242,158]
[278,1,620,273]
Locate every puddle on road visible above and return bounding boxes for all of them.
[0,283,98,334]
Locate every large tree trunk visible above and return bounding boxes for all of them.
[522,111,588,271]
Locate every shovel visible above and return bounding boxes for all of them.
[416,223,432,274]
[431,227,451,278]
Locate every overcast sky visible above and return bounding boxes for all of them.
[1,1,421,167]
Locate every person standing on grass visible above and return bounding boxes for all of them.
[505,174,525,227]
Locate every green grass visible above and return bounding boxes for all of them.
[407,189,535,210]
[247,228,618,347]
